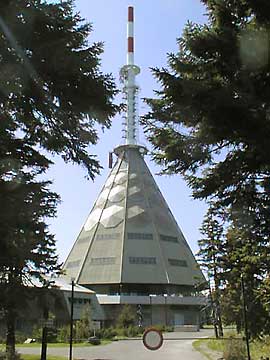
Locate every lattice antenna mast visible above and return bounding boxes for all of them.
[120,6,140,145]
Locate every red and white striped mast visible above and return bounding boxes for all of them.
[120,6,140,145]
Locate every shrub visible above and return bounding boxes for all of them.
[223,338,247,360]
[95,327,117,340]
[126,326,141,338]
[150,324,173,332]
[15,332,27,344]
[94,325,143,340]
[112,327,124,338]
[32,325,42,341]
[103,327,117,339]
[0,351,21,360]
[57,325,70,343]
[113,325,143,338]
[74,304,93,342]
[116,305,136,328]
[31,325,57,343]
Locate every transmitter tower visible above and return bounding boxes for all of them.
[63,7,205,327]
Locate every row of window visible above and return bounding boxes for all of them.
[88,232,179,242]
[67,256,187,268]
[168,259,188,267]
[160,234,179,243]
[87,257,187,267]
[129,257,157,265]
[68,298,91,304]
[128,232,153,240]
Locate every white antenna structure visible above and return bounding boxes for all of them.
[120,6,140,145]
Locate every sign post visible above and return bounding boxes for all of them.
[136,304,143,327]
[69,278,75,360]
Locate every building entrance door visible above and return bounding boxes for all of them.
[174,313,184,325]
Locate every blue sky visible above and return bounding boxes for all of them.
[48,0,208,262]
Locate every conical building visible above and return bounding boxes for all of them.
[63,7,206,328]
[64,143,205,294]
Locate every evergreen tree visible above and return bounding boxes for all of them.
[0,0,118,178]
[75,305,93,341]
[198,205,225,337]
[259,276,270,315]
[0,168,60,358]
[117,305,136,329]
[198,186,270,337]
[220,191,270,337]
[0,0,118,357]
[143,0,270,208]
[220,225,270,337]
[143,0,270,336]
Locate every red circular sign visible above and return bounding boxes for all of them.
[142,328,163,351]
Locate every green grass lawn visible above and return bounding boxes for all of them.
[0,349,67,360]
[193,339,216,360]
[21,355,66,360]
[250,338,270,360]
[0,340,110,352]
[16,342,108,347]
[32,340,109,347]
[193,335,270,360]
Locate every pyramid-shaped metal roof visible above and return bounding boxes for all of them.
[63,144,205,289]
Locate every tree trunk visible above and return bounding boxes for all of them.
[208,281,219,338]
[6,308,16,360]
[213,255,224,337]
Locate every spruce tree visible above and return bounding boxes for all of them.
[0,0,118,178]
[198,205,225,337]
[0,0,118,357]
[144,0,270,206]
[0,168,60,357]
[220,190,270,337]
[117,305,136,329]
[144,0,270,336]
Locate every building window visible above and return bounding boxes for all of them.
[128,233,153,240]
[90,257,116,265]
[168,258,188,267]
[160,234,179,243]
[66,260,80,268]
[68,298,77,304]
[95,233,120,240]
[129,257,157,265]
[68,298,91,304]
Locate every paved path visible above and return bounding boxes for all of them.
[17,329,215,360]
